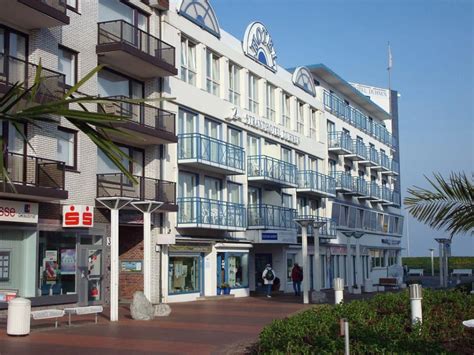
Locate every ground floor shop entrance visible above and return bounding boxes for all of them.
[254,253,272,292]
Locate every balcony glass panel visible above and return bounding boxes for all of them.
[368,147,380,165]
[353,140,368,159]
[380,153,391,170]
[328,131,352,152]
[247,155,296,185]
[177,197,246,228]
[368,182,381,199]
[297,171,336,195]
[333,172,353,190]
[353,177,368,195]
[391,160,400,174]
[248,204,296,229]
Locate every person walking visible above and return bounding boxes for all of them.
[291,263,303,296]
[262,264,276,298]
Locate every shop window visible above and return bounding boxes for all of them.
[287,253,297,282]
[169,255,201,294]
[38,232,77,296]
[0,251,10,281]
[219,253,248,288]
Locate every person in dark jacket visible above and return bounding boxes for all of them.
[291,263,303,296]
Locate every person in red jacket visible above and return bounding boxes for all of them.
[291,263,303,296]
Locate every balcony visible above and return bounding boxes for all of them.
[1,151,68,201]
[0,54,66,103]
[359,147,379,167]
[248,204,297,230]
[392,191,401,207]
[346,139,368,161]
[247,155,297,188]
[333,172,353,193]
[380,153,391,172]
[99,96,177,146]
[178,133,245,175]
[381,186,394,204]
[328,132,352,155]
[296,171,336,198]
[391,160,400,176]
[97,20,177,80]
[0,0,69,30]
[96,173,177,211]
[367,182,382,201]
[296,215,337,238]
[177,197,246,231]
[351,177,368,197]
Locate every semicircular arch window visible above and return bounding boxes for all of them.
[178,0,221,38]
[292,67,316,97]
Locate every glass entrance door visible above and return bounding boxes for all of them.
[254,253,272,292]
[77,246,103,305]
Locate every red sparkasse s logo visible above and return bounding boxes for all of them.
[62,205,94,228]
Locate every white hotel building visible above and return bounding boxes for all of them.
[0,0,403,310]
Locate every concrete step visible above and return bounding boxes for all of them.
[196,295,235,301]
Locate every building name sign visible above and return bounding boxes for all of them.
[228,107,300,145]
[0,200,38,224]
[351,83,389,98]
[381,238,401,246]
[62,205,94,228]
[242,22,277,72]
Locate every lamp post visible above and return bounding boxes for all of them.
[341,231,354,293]
[313,219,327,293]
[435,238,450,288]
[294,217,316,304]
[352,232,365,293]
[429,248,435,277]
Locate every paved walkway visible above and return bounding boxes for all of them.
[0,291,392,355]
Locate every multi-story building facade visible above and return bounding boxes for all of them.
[0,0,403,310]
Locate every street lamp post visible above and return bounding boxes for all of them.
[294,217,316,304]
[352,232,365,293]
[429,248,435,277]
[341,231,354,294]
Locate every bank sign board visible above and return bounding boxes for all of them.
[0,200,38,224]
[62,205,94,228]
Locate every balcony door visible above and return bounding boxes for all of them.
[204,177,221,224]
[204,118,221,163]
[0,26,28,85]
[179,172,197,223]
[178,109,196,159]
[247,187,260,226]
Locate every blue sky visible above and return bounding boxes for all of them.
[210,0,474,256]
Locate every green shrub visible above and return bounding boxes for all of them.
[256,290,474,354]
[402,256,474,274]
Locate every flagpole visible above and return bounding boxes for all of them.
[387,41,392,113]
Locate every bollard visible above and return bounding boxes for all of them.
[409,284,423,325]
[339,318,350,355]
[334,278,344,304]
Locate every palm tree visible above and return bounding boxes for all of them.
[404,172,474,238]
[0,64,160,184]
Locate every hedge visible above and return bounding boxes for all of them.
[255,290,474,354]
[402,256,474,274]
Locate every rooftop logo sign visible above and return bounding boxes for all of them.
[242,22,277,72]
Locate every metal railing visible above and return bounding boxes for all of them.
[296,215,337,237]
[177,197,246,228]
[323,90,396,149]
[367,146,380,165]
[333,172,353,190]
[328,131,352,152]
[353,177,368,196]
[2,151,65,190]
[353,139,368,159]
[368,182,382,200]
[178,133,245,172]
[96,173,176,204]
[247,204,297,229]
[97,20,175,68]
[392,191,401,206]
[382,186,393,202]
[380,153,391,170]
[99,95,176,135]
[247,155,296,185]
[391,160,400,174]
[297,170,336,196]
[0,54,65,102]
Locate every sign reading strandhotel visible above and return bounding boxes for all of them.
[0,200,38,223]
[242,22,277,72]
[228,107,300,145]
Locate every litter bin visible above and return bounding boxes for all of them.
[7,297,31,336]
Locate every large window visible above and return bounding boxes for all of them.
[97,145,143,176]
[297,101,305,134]
[206,50,220,96]
[248,73,259,114]
[169,255,201,294]
[218,253,249,289]
[180,36,197,86]
[58,46,77,87]
[228,62,240,105]
[281,92,291,129]
[286,253,297,282]
[57,127,77,169]
[266,83,276,121]
[98,0,148,31]
[370,249,384,268]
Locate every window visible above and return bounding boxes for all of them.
[328,159,336,175]
[180,36,197,86]
[281,147,292,163]
[266,83,276,121]
[247,134,259,156]
[287,253,297,282]
[206,50,220,95]
[308,157,318,171]
[327,120,335,134]
[297,197,306,215]
[97,145,143,176]
[57,127,77,169]
[168,255,201,294]
[387,250,397,266]
[296,152,305,171]
[248,73,259,114]
[282,193,292,208]
[297,101,305,134]
[58,46,77,87]
[281,92,291,128]
[228,127,241,146]
[66,0,78,11]
[310,109,317,138]
[204,176,221,200]
[217,252,249,288]
[370,249,384,268]
[179,172,198,198]
[99,0,148,31]
[228,62,240,105]
[228,182,242,203]
[0,251,10,281]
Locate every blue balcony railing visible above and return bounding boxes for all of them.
[353,177,368,196]
[382,186,392,202]
[248,204,297,229]
[392,191,401,206]
[328,131,352,152]
[323,90,396,149]
[296,215,337,238]
[177,197,246,229]
[368,182,381,200]
[367,147,380,165]
[178,133,245,172]
[297,171,336,196]
[353,139,368,159]
[333,172,353,191]
[380,153,391,170]
[391,160,400,174]
[247,155,297,186]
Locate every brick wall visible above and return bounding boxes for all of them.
[119,226,144,300]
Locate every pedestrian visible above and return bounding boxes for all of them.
[262,264,276,298]
[291,263,303,296]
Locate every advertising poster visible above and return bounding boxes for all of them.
[60,249,76,275]
[43,250,58,281]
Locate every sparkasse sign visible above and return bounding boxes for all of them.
[0,200,38,223]
[62,205,94,228]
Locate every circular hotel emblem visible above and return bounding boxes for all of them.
[242,22,277,72]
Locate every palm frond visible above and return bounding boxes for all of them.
[404,172,474,237]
